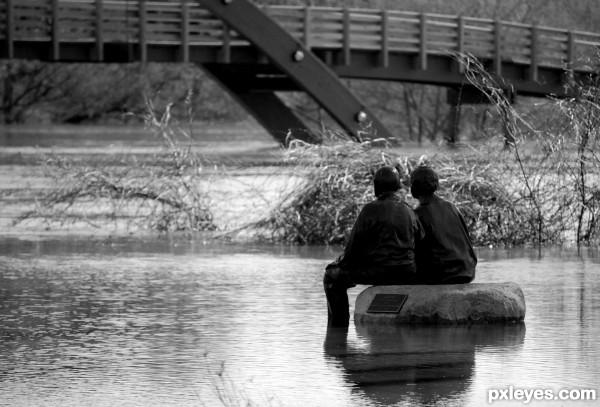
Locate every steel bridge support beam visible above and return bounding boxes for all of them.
[200,0,394,142]
[203,63,314,145]
[232,91,313,144]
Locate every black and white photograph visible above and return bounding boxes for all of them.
[1,0,599,406]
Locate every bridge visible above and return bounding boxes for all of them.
[1,0,600,144]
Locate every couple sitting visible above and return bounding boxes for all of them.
[324,165,477,326]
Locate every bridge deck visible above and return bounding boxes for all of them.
[2,2,598,73]
[2,1,600,141]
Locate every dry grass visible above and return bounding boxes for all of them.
[244,134,523,245]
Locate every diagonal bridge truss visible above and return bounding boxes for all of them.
[200,0,392,143]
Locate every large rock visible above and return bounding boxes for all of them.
[354,282,526,324]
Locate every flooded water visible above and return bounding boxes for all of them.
[1,124,599,406]
[0,123,296,233]
[1,237,599,407]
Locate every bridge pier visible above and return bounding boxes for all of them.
[226,91,314,145]
[202,63,315,145]
[447,86,517,144]
[446,103,461,144]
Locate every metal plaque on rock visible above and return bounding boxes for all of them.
[366,293,408,313]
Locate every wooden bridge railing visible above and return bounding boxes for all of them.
[1,0,599,73]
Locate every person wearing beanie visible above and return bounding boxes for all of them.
[324,166,424,326]
[410,165,477,285]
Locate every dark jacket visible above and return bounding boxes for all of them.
[414,194,477,284]
[332,192,424,284]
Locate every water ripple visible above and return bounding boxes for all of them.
[0,241,599,406]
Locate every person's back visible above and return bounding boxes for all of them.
[324,166,423,326]
[410,166,476,284]
[335,190,422,284]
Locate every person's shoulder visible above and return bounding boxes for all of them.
[367,194,413,213]
[415,195,439,212]
[436,196,460,212]
[415,195,455,215]
[363,198,381,208]
[432,196,466,221]
[430,194,453,207]
[369,193,405,205]
[360,198,383,215]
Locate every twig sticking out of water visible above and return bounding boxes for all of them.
[14,100,216,232]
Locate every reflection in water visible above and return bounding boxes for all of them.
[0,237,599,406]
[324,323,526,406]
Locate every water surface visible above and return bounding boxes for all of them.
[1,237,599,406]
